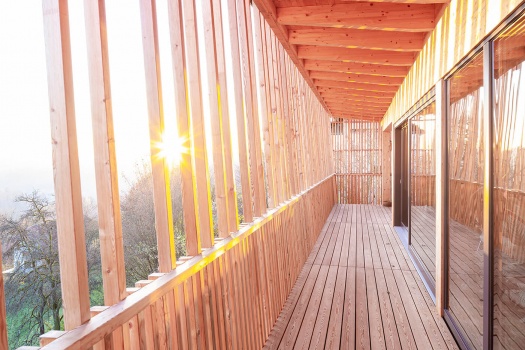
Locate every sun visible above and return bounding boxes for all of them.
[153,132,189,168]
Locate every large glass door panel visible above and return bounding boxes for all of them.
[493,16,525,350]
[448,52,485,350]
[410,102,437,280]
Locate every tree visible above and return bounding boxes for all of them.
[0,191,102,349]
[121,163,187,285]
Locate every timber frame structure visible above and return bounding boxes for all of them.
[1,0,524,349]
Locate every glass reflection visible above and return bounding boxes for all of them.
[493,15,525,350]
[448,51,484,350]
[410,102,437,280]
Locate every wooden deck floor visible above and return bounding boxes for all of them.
[264,204,459,350]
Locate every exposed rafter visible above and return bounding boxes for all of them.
[298,46,415,66]
[309,71,405,86]
[317,86,395,100]
[314,79,399,93]
[278,3,437,32]
[290,27,425,51]
[304,60,410,77]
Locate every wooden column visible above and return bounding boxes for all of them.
[166,0,199,254]
[227,0,254,222]
[181,0,214,248]
[435,79,447,316]
[0,248,7,349]
[253,8,277,209]
[201,0,235,238]
[139,0,176,271]
[83,0,126,305]
[382,127,392,203]
[211,0,238,234]
[42,0,91,330]
[237,0,265,215]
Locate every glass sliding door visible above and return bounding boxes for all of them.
[448,51,485,350]
[492,16,525,350]
[410,102,437,280]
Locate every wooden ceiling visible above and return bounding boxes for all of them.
[253,0,449,121]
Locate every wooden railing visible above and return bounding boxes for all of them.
[37,176,335,349]
[0,0,334,347]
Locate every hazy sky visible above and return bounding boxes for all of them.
[0,0,241,215]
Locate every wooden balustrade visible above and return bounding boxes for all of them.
[38,176,335,349]
[2,0,334,347]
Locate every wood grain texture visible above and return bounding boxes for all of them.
[41,0,91,330]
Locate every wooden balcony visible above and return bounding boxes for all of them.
[264,204,458,350]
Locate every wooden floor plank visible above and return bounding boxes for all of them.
[263,205,459,350]
[291,265,330,349]
[307,266,338,349]
[324,266,347,350]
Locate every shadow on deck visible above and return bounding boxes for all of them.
[264,204,459,349]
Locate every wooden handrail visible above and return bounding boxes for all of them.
[40,175,334,349]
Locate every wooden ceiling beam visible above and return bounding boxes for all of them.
[317,86,394,100]
[304,59,410,77]
[321,94,392,104]
[330,109,383,121]
[299,46,415,66]
[314,79,399,93]
[278,3,437,32]
[251,0,329,111]
[329,106,384,114]
[309,71,404,86]
[326,106,388,116]
[289,27,425,51]
[331,114,383,121]
[323,98,391,109]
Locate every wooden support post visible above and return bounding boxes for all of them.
[0,248,8,350]
[382,127,392,203]
[237,0,266,215]
[181,0,214,248]
[166,0,199,255]
[227,0,254,222]
[201,0,232,238]
[139,0,176,271]
[435,79,446,316]
[83,0,127,305]
[211,0,238,234]
[42,0,91,330]
[253,8,277,209]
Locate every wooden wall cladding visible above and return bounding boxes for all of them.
[383,0,525,129]
[28,0,335,347]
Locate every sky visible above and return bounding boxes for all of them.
[0,0,242,215]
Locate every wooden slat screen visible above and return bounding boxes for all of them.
[332,119,382,204]
[13,0,336,348]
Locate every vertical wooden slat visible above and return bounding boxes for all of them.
[201,0,231,239]
[227,0,254,222]
[166,0,200,255]
[237,0,265,216]
[139,0,176,271]
[253,8,276,209]
[83,0,127,309]
[211,0,238,234]
[181,0,214,248]
[0,247,7,349]
[41,0,91,330]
